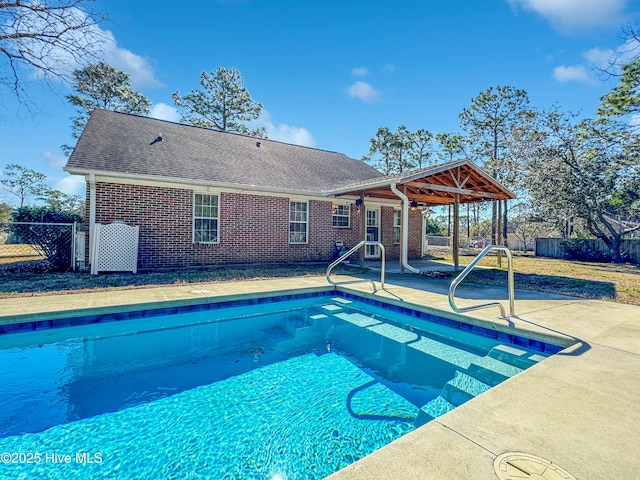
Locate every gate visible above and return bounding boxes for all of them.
[0,221,84,271]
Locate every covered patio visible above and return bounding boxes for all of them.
[327,158,516,271]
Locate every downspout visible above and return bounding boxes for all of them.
[89,173,97,269]
[359,193,366,266]
[390,183,420,274]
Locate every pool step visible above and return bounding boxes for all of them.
[414,371,492,427]
[414,352,531,427]
[407,336,481,370]
[334,311,381,328]
[278,313,312,337]
[320,306,485,370]
[466,356,523,386]
[414,396,456,427]
[487,344,549,369]
[441,371,491,406]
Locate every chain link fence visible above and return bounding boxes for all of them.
[0,222,84,271]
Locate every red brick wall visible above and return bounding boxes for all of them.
[380,207,400,259]
[378,206,423,261]
[89,181,423,269]
[93,183,192,269]
[408,209,423,258]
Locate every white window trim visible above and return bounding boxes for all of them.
[289,200,309,244]
[393,209,401,244]
[193,192,220,244]
[331,203,351,228]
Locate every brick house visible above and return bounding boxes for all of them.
[65,109,514,271]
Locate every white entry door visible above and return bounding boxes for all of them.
[365,207,380,258]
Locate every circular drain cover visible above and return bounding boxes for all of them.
[494,452,577,480]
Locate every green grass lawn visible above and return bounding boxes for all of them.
[0,263,365,298]
[447,253,640,306]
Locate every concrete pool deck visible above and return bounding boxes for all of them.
[1,271,639,479]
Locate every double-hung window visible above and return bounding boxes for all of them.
[393,209,401,244]
[331,204,350,228]
[193,193,219,243]
[289,201,308,243]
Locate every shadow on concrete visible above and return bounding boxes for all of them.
[353,261,617,303]
[555,340,591,356]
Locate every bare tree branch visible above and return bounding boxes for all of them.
[0,0,108,114]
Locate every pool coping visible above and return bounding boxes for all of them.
[0,285,335,325]
[0,284,574,353]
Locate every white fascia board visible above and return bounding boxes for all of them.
[64,168,395,204]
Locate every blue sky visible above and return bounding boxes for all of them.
[1,0,639,204]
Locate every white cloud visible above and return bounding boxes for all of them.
[553,43,637,85]
[53,175,85,196]
[382,64,395,73]
[584,48,616,70]
[103,31,163,89]
[19,7,161,89]
[268,123,316,147]
[255,111,316,147]
[150,103,181,122]
[43,151,68,170]
[351,67,368,76]
[553,65,596,84]
[584,41,640,74]
[347,81,380,103]
[508,0,629,31]
[24,7,103,81]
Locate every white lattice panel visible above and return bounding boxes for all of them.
[91,223,139,274]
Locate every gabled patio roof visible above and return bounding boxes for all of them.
[327,158,515,205]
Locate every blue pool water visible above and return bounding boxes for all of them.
[0,292,560,479]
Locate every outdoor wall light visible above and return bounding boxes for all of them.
[410,200,419,211]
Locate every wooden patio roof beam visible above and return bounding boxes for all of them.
[333,189,490,205]
[403,181,508,200]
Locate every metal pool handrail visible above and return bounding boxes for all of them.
[326,240,385,291]
[448,245,515,318]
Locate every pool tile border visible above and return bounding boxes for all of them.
[0,290,563,354]
[0,290,325,334]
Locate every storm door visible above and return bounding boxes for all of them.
[365,207,380,258]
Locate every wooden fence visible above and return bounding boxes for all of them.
[535,238,640,263]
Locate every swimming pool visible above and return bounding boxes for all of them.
[0,290,562,479]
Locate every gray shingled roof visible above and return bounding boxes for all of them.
[65,109,382,193]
